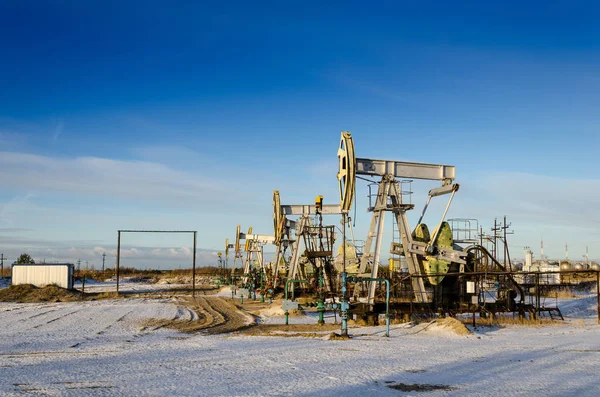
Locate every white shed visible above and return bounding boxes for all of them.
[11,263,74,289]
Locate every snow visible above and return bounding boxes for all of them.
[1,291,600,396]
[73,279,191,294]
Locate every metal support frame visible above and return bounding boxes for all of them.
[242,234,274,276]
[288,216,315,283]
[338,131,465,307]
[116,230,197,296]
[230,225,245,278]
[356,158,455,180]
[359,176,433,305]
[277,202,345,290]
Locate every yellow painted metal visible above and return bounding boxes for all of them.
[412,223,431,243]
[244,227,253,252]
[235,225,241,253]
[424,225,453,285]
[337,131,356,212]
[315,195,323,211]
[225,238,229,258]
[389,258,400,272]
[413,222,453,285]
[337,242,357,258]
[336,242,359,274]
[273,190,281,244]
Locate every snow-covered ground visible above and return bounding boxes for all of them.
[1,290,600,396]
[73,278,192,294]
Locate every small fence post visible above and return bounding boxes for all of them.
[596,271,599,326]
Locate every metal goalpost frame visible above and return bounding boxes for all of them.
[116,230,198,296]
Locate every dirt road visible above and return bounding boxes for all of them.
[145,296,256,334]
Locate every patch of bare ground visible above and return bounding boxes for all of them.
[385,382,456,392]
[141,296,255,334]
[433,317,472,335]
[239,323,339,337]
[328,332,352,340]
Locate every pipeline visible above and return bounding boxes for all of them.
[284,279,309,325]
[347,276,391,337]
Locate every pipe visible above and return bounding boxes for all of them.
[341,272,349,336]
[348,276,390,337]
[428,190,456,251]
[416,196,432,226]
[341,211,348,336]
[284,279,309,325]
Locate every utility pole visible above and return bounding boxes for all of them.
[77,259,81,272]
[0,253,6,277]
[479,226,483,246]
[102,252,106,273]
[501,215,514,269]
[491,218,501,259]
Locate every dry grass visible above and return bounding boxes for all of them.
[240,323,340,337]
[93,291,122,300]
[568,318,588,327]
[0,284,82,303]
[460,315,560,327]
[548,289,579,299]
[434,317,472,335]
[328,332,352,340]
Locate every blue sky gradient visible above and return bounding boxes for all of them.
[1,1,599,268]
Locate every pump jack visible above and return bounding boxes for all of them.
[337,132,467,305]
[272,190,350,294]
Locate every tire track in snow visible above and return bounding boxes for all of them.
[96,309,135,335]
[19,309,59,322]
[195,296,255,334]
[31,308,84,329]
[138,296,254,334]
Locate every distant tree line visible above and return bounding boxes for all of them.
[16,253,35,264]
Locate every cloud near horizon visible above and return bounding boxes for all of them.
[2,245,223,269]
[0,151,234,206]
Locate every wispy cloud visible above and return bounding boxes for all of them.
[52,120,64,142]
[0,228,33,233]
[0,193,37,229]
[477,172,600,228]
[327,74,418,104]
[131,145,203,163]
[449,171,600,258]
[0,151,235,206]
[1,244,221,269]
[0,130,28,150]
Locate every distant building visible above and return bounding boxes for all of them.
[11,263,74,289]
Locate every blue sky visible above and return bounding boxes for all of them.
[1,1,599,268]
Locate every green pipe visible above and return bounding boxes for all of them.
[284,279,309,325]
[317,270,325,325]
[340,272,349,336]
[348,276,390,337]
